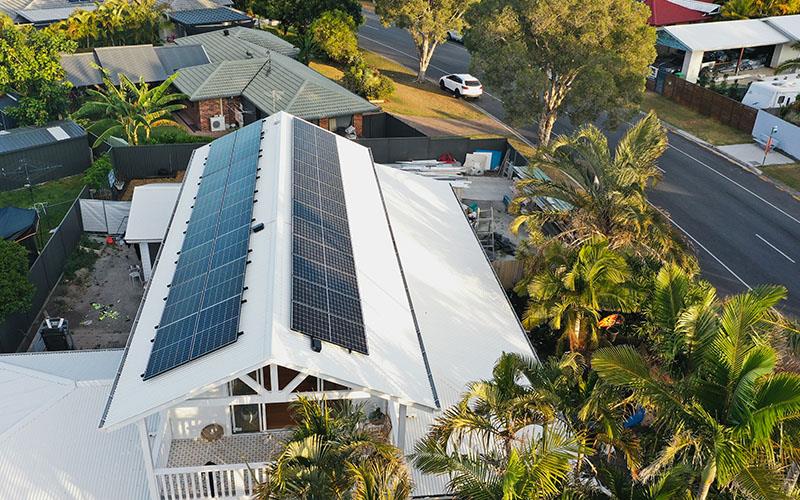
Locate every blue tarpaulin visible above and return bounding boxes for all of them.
[0,206,38,241]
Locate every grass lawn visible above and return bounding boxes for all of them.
[0,174,86,247]
[761,163,800,192]
[641,91,752,146]
[311,52,492,125]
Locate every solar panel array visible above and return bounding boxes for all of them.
[143,123,262,379]
[290,118,367,354]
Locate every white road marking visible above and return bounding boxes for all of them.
[667,144,800,226]
[755,233,796,263]
[649,202,752,290]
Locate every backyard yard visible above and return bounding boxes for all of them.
[41,236,144,349]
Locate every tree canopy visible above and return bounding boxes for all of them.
[254,0,362,35]
[464,0,656,145]
[0,240,34,324]
[376,0,477,81]
[311,9,360,63]
[0,15,76,126]
[48,0,164,48]
[75,72,186,147]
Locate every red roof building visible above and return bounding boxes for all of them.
[644,0,719,26]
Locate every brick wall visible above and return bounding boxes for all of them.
[318,118,329,130]
[195,97,242,132]
[353,114,363,136]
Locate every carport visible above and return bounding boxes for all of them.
[657,18,793,82]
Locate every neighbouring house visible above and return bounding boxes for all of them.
[657,14,800,83]
[0,113,535,499]
[61,44,210,87]
[1,0,233,26]
[0,120,91,191]
[173,54,378,133]
[168,6,253,37]
[173,26,300,60]
[643,0,719,27]
[124,183,182,282]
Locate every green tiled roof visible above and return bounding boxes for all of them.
[174,26,299,60]
[173,53,378,120]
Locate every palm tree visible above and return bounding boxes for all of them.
[522,237,638,354]
[593,284,800,500]
[75,72,185,147]
[776,43,800,74]
[412,352,585,499]
[510,112,695,271]
[256,397,411,499]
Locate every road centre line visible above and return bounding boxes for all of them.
[755,233,796,263]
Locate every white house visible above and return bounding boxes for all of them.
[0,112,535,499]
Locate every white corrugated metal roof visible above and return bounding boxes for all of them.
[765,14,800,40]
[0,350,149,500]
[375,166,536,497]
[101,113,437,431]
[661,18,791,51]
[125,183,182,243]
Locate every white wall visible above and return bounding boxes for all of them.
[752,110,800,161]
[771,42,800,67]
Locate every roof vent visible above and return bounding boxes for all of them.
[311,337,322,352]
[223,29,229,36]
[245,50,253,58]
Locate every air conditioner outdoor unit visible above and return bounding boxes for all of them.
[209,115,226,132]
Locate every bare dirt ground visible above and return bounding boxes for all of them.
[44,238,144,349]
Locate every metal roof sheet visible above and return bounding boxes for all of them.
[0,350,149,500]
[168,6,250,25]
[124,183,182,243]
[95,45,168,85]
[60,53,103,87]
[16,3,94,21]
[0,120,85,155]
[764,14,800,40]
[660,18,791,51]
[101,114,438,431]
[174,26,299,59]
[154,44,211,74]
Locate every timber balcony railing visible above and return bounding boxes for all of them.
[155,462,269,499]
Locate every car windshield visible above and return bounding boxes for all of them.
[465,80,481,87]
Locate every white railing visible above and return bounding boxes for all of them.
[154,462,269,499]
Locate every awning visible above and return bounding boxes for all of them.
[0,207,38,241]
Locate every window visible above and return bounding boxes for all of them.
[328,115,352,131]
[465,80,480,87]
[778,96,786,104]
[450,75,463,84]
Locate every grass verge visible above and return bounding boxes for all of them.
[311,52,492,125]
[761,163,800,192]
[0,174,86,247]
[641,91,752,146]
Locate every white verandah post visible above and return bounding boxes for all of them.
[137,418,160,500]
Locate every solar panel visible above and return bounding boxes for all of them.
[290,118,367,354]
[143,122,263,379]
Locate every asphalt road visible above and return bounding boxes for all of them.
[359,11,800,317]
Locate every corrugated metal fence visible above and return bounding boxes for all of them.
[0,135,92,191]
[111,143,204,181]
[357,136,509,164]
[0,187,87,352]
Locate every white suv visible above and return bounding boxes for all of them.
[439,74,483,99]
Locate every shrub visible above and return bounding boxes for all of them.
[342,57,395,100]
[147,126,210,144]
[0,240,34,322]
[310,10,359,63]
[83,154,113,190]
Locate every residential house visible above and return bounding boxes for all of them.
[173,26,300,60]
[168,6,253,37]
[1,0,233,26]
[172,52,377,134]
[643,0,719,27]
[61,44,211,87]
[0,113,535,498]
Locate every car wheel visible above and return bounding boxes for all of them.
[454,89,461,99]
[439,80,446,90]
